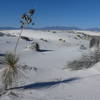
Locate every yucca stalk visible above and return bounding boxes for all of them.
[2,53,19,89]
[14,28,23,53]
[14,9,35,54]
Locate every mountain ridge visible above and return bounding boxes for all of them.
[0,26,100,31]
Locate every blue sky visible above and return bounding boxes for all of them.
[0,0,100,28]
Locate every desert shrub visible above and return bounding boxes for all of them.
[76,34,82,39]
[21,36,32,41]
[58,38,66,43]
[40,38,48,42]
[76,32,89,40]
[52,31,56,33]
[67,52,100,70]
[0,32,5,37]
[1,53,19,89]
[59,38,63,41]
[80,45,87,50]
[30,42,40,51]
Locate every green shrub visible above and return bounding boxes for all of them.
[2,53,19,89]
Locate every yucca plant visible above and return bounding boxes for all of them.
[2,53,19,89]
[1,9,35,90]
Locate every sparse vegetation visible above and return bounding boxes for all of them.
[0,32,5,37]
[67,52,100,70]
[2,53,19,89]
[21,36,32,41]
[30,42,40,51]
[80,45,87,50]
[58,38,66,43]
[40,38,48,42]
[76,32,89,40]
[52,31,56,33]
[59,38,63,41]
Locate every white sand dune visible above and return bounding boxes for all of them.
[0,29,100,100]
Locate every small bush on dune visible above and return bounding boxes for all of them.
[58,38,66,43]
[0,32,5,37]
[58,38,63,41]
[40,38,48,42]
[67,52,100,70]
[2,53,19,89]
[21,36,32,41]
[30,42,40,51]
[80,45,87,50]
[52,31,56,33]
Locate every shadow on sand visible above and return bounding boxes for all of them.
[38,49,53,52]
[8,77,80,90]
[0,53,5,57]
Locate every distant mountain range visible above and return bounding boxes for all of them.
[35,26,81,30]
[0,26,80,30]
[0,27,19,30]
[86,27,100,31]
[0,26,100,31]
